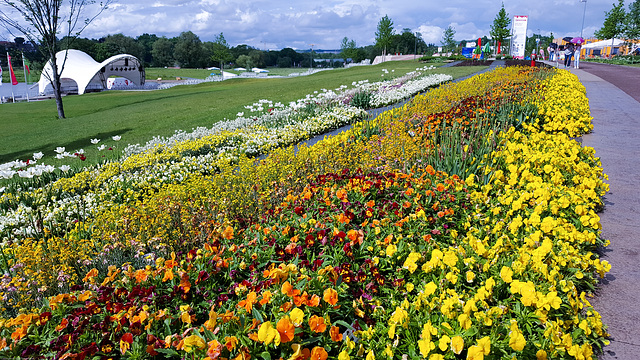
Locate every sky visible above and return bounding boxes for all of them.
[0,0,635,50]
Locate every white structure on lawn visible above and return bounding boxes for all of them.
[38,49,145,95]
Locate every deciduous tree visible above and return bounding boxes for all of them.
[595,0,627,57]
[340,37,357,63]
[174,31,205,68]
[151,37,174,67]
[625,0,640,42]
[0,0,113,119]
[442,25,457,53]
[210,32,233,71]
[375,15,394,58]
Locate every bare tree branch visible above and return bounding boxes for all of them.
[0,0,113,118]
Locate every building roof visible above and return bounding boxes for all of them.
[38,49,145,95]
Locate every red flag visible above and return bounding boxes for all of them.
[497,41,501,54]
[477,38,482,47]
[8,54,18,85]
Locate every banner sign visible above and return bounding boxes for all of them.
[512,15,528,59]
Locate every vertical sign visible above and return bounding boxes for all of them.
[511,15,528,59]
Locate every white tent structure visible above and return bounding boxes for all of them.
[581,38,624,49]
[38,49,145,95]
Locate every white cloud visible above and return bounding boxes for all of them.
[0,0,631,49]
[416,25,444,45]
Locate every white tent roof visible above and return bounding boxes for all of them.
[581,38,624,49]
[38,49,145,95]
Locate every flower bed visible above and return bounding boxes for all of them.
[0,67,610,360]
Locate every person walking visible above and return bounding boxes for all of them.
[564,42,575,68]
[574,44,582,68]
[548,46,555,61]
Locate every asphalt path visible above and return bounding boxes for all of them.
[548,61,640,359]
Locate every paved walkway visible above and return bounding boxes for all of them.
[547,61,640,359]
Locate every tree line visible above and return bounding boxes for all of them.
[2,29,437,73]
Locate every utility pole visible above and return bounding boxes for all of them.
[580,0,587,38]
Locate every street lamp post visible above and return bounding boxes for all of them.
[309,44,314,71]
[580,0,587,38]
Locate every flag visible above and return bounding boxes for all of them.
[23,56,31,83]
[0,63,3,87]
[7,53,18,85]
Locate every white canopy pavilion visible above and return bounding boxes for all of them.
[38,49,145,95]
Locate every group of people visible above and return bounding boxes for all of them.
[548,43,582,69]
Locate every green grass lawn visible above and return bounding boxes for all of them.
[144,68,217,80]
[1,67,41,84]
[0,62,486,167]
[144,66,337,79]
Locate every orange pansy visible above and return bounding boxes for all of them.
[224,336,238,351]
[277,317,296,343]
[323,288,338,306]
[55,318,69,331]
[306,294,321,307]
[260,290,272,305]
[310,346,328,360]
[11,325,28,342]
[330,326,343,342]
[179,272,191,293]
[134,269,148,284]
[238,291,258,312]
[82,268,98,283]
[308,315,327,333]
[294,291,309,307]
[282,281,300,297]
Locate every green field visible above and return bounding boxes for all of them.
[144,66,335,79]
[0,62,486,166]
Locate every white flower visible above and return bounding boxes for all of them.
[55,147,65,154]
[75,149,85,154]
[59,165,71,172]
[0,170,15,179]
[90,138,100,144]
[33,152,44,160]
[0,186,5,193]
[237,112,244,117]
[112,135,121,141]
[55,154,65,159]
[98,144,106,151]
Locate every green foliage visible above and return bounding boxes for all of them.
[340,37,357,63]
[442,25,457,52]
[210,32,233,70]
[151,37,175,67]
[350,91,372,109]
[95,34,145,63]
[625,0,640,41]
[595,0,627,40]
[375,15,395,55]
[490,3,512,47]
[490,3,511,55]
[173,31,205,68]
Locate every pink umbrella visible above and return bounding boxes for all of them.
[571,37,585,45]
